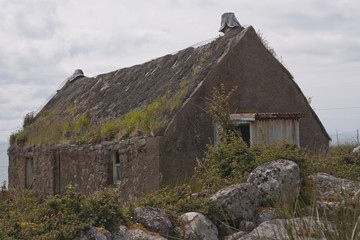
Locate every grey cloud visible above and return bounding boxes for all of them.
[280,34,360,65]
[0,98,37,120]
[1,0,63,39]
[0,43,68,85]
[0,110,27,121]
[64,28,175,67]
[277,12,354,34]
[0,1,67,86]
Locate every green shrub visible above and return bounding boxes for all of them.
[101,121,120,140]
[194,133,255,191]
[15,130,27,145]
[307,145,360,181]
[9,132,19,145]
[0,185,134,240]
[208,84,235,127]
[23,112,35,128]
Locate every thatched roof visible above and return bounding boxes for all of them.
[39,30,241,123]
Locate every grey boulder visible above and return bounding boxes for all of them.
[254,208,277,226]
[133,207,172,236]
[111,226,127,240]
[240,217,337,240]
[111,225,167,240]
[209,183,262,221]
[237,221,255,232]
[79,226,111,240]
[306,172,360,209]
[247,159,300,205]
[179,212,218,240]
[352,145,360,155]
[126,229,167,240]
[224,231,247,240]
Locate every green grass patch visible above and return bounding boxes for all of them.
[10,87,188,146]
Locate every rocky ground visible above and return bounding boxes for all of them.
[79,146,360,240]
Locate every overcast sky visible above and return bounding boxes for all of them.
[0,0,359,144]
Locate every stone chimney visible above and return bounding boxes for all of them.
[219,12,243,33]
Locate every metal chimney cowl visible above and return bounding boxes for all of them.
[67,69,84,82]
[219,12,243,33]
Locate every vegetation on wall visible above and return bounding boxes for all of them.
[208,83,237,131]
[9,83,188,146]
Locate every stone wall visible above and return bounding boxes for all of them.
[8,146,55,195]
[117,137,161,199]
[8,137,161,197]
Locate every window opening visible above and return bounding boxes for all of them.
[113,152,121,184]
[25,157,34,189]
[115,152,120,164]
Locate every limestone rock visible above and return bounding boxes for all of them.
[111,225,127,240]
[238,221,255,232]
[209,183,261,221]
[126,229,167,240]
[306,172,359,210]
[111,225,167,240]
[179,212,218,240]
[133,207,172,236]
[239,217,337,240]
[352,145,360,155]
[247,159,300,205]
[254,208,277,226]
[224,231,246,240]
[79,226,111,240]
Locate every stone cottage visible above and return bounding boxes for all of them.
[8,13,330,197]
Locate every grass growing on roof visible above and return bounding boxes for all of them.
[10,87,188,146]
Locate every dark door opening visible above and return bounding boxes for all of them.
[234,124,251,146]
[54,152,61,194]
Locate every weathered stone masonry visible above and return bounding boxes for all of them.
[8,137,160,197]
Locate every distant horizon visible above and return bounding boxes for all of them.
[0,142,9,185]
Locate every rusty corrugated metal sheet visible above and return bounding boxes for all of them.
[255,113,304,119]
[251,118,300,146]
[232,112,304,119]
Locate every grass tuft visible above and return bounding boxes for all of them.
[10,86,188,146]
